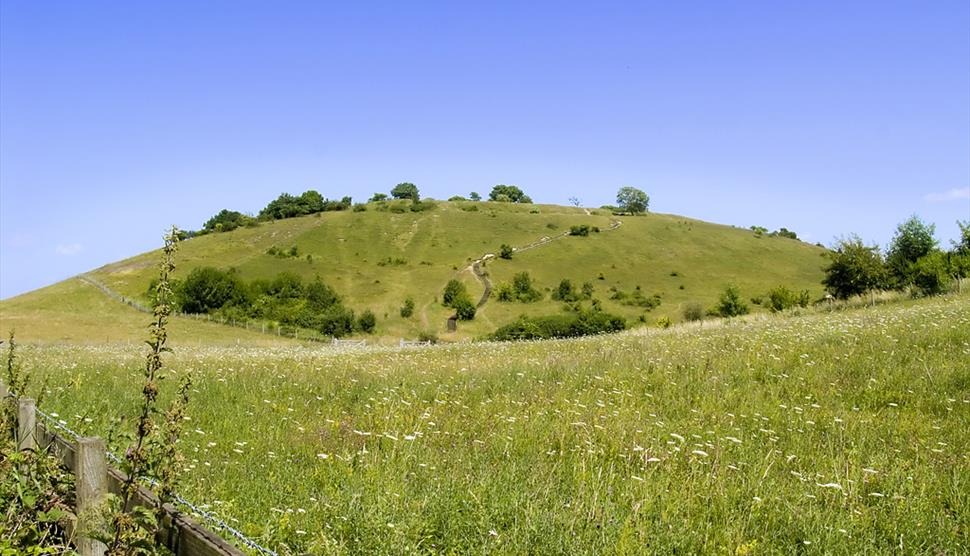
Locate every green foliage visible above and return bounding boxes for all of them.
[400,297,415,318]
[409,199,436,212]
[569,225,591,236]
[553,279,578,302]
[203,209,256,233]
[259,191,351,221]
[489,185,532,203]
[390,183,420,202]
[369,193,388,202]
[656,315,672,328]
[714,284,749,317]
[909,251,951,296]
[609,286,661,309]
[887,215,938,284]
[822,235,889,299]
[352,203,367,212]
[491,309,626,341]
[448,195,467,202]
[616,186,649,214]
[771,227,798,240]
[750,226,768,236]
[766,285,811,312]
[357,310,377,333]
[499,244,514,260]
[453,296,477,321]
[682,302,705,322]
[442,279,468,308]
[954,220,970,255]
[468,192,481,201]
[177,267,249,313]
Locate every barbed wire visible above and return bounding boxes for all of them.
[31,405,278,556]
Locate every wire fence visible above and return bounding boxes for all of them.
[30,404,279,556]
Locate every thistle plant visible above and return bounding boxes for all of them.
[106,227,190,555]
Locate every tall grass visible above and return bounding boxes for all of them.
[18,293,970,554]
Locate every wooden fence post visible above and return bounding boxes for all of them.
[17,398,37,451]
[76,437,108,556]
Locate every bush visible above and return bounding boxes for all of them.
[656,316,671,328]
[823,235,889,299]
[177,267,249,313]
[609,286,661,309]
[453,296,477,321]
[766,286,810,312]
[448,195,467,202]
[512,272,542,302]
[910,251,951,296]
[714,285,749,318]
[552,279,578,302]
[569,225,591,237]
[418,331,439,343]
[442,279,468,307]
[357,310,377,333]
[352,203,367,212]
[489,185,532,203]
[499,244,514,259]
[682,302,705,322]
[400,297,415,318]
[203,209,256,233]
[369,193,388,202]
[491,309,625,341]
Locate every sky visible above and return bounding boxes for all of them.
[1,1,968,299]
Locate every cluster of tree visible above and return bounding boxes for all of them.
[442,279,476,320]
[823,217,970,299]
[495,272,543,303]
[551,279,594,302]
[203,209,258,233]
[490,308,626,341]
[609,286,662,309]
[761,285,811,312]
[750,226,799,240]
[260,191,352,220]
[489,185,532,203]
[168,267,375,337]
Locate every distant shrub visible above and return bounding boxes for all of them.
[203,209,256,233]
[453,297,477,321]
[418,331,439,343]
[609,286,661,309]
[552,279,578,302]
[910,251,951,296]
[391,182,419,201]
[443,280,467,307]
[581,281,594,298]
[369,193,389,202]
[357,310,377,333]
[750,295,763,305]
[377,257,408,267]
[512,272,542,302]
[400,297,415,318]
[714,285,749,317]
[491,309,625,341]
[546,223,558,230]
[499,244,514,260]
[682,302,705,322]
[489,185,532,203]
[448,195,467,202]
[766,286,811,312]
[352,203,367,212]
[468,192,481,201]
[177,267,249,313]
[461,204,480,212]
[656,316,671,328]
[569,225,591,237]
[529,208,540,214]
[389,203,408,214]
[750,226,768,236]
[410,199,437,212]
[495,283,514,302]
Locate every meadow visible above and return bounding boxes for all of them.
[10,292,969,554]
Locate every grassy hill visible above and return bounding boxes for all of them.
[1,200,828,343]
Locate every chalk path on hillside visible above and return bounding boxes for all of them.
[458,217,622,313]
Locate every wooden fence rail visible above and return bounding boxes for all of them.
[3,383,245,556]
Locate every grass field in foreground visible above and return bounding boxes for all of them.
[10,294,969,554]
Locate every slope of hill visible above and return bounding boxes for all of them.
[1,201,828,343]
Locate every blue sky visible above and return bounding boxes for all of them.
[1,1,968,299]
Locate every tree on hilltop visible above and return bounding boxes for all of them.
[489,185,532,203]
[391,183,420,202]
[616,187,649,214]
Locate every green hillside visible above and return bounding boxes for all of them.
[1,201,828,343]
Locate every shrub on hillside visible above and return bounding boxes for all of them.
[766,286,811,312]
[682,302,705,322]
[203,209,256,233]
[569,225,591,236]
[714,285,749,317]
[400,297,415,318]
[609,286,661,309]
[490,309,625,341]
[357,310,377,333]
[443,279,467,307]
[453,296,477,321]
[177,267,249,313]
[489,185,532,203]
[500,244,514,260]
[391,183,420,201]
[823,235,889,299]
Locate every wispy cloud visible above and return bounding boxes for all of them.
[924,187,970,202]
[55,243,83,256]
